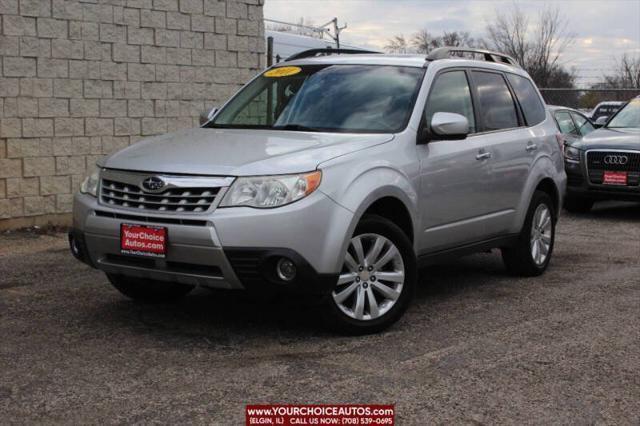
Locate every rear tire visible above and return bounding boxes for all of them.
[322,215,416,335]
[563,196,594,213]
[107,273,194,303]
[502,191,556,277]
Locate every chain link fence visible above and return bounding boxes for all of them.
[539,88,640,112]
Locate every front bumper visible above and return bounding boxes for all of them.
[565,160,640,201]
[71,191,352,294]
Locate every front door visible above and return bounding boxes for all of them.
[417,70,494,253]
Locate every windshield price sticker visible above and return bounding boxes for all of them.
[246,404,395,425]
[263,66,302,78]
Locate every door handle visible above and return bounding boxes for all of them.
[526,142,538,152]
[476,151,492,160]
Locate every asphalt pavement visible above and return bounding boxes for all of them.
[0,202,638,424]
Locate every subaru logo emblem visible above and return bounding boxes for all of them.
[141,176,165,192]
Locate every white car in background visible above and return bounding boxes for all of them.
[589,101,625,125]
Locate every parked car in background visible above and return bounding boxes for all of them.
[562,97,640,212]
[589,101,625,126]
[549,105,597,143]
[70,47,566,334]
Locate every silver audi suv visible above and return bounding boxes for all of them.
[70,47,566,334]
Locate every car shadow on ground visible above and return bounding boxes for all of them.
[567,201,640,220]
[84,252,509,340]
[81,203,640,339]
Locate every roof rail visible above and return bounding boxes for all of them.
[285,48,381,62]
[427,47,520,67]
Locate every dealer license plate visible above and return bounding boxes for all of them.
[603,171,627,185]
[120,223,167,258]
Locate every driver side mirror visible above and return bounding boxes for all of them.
[199,107,218,126]
[593,116,608,128]
[419,112,470,143]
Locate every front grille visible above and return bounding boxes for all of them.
[586,151,640,186]
[100,178,221,213]
[95,210,208,226]
[103,254,223,277]
[587,151,640,172]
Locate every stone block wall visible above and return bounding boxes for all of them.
[0,0,265,228]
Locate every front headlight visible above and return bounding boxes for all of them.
[80,170,99,197]
[220,171,322,208]
[563,146,581,163]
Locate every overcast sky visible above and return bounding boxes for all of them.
[264,0,640,87]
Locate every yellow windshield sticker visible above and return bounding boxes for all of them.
[264,66,302,78]
[631,98,640,104]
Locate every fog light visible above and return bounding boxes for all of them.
[276,257,296,282]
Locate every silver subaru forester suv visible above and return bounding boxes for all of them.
[70,47,566,334]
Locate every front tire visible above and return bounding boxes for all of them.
[107,274,194,303]
[322,215,416,335]
[502,191,556,277]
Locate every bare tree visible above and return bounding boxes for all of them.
[602,54,640,88]
[484,4,575,87]
[441,31,476,48]
[386,30,478,55]
[385,35,409,53]
[484,3,529,65]
[411,29,440,53]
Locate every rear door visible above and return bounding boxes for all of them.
[466,70,536,236]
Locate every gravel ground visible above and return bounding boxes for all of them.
[0,202,639,424]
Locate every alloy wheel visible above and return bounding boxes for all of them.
[332,233,405,321]
[530,204,553,266]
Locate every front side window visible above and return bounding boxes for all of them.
[570,112,595,136]
[209,65,425,133]
[506,73,546,126]
[554,111,578,135]
[472,71,519,131]
[424,70,476,133]
[607,99,640,129]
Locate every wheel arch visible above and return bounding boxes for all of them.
[535,177,561,214]
[360,196,415,243]
[513,154,564,232]
[334,185,418,273]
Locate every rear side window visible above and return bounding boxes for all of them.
[424,71,476,133]
[506,74,546,125]
[554,111,578,135]
[472,71,519,131]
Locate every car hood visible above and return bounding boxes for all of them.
[570,128,640,151]
[102,128,394,176]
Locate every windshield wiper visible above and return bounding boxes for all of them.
[272,124,323,132]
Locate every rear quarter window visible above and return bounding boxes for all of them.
[506,73,546,126]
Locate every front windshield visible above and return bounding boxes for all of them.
[208,64,425,133]
[607,99,640,129]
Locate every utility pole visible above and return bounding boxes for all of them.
[320,17,347,48]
